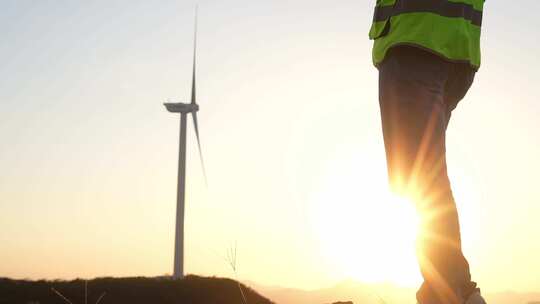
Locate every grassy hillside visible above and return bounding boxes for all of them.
[0,275,275,304]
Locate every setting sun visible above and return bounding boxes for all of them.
[310,151,422,287]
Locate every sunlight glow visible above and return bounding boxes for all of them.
[310,151,422,287]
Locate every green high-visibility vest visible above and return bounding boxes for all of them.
[369,0,485,69]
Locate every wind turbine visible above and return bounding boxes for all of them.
[164,7,207,280]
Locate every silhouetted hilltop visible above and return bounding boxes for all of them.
[0,275,275,304]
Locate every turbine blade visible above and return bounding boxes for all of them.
[191,111,208,186]
[191,6,198,105]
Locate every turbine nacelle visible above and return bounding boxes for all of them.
[164,102,199,114]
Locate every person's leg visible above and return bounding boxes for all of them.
[438,61,479,300]
[378,46,474,304]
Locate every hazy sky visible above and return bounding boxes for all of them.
[1,0,539,293]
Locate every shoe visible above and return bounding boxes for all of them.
[465,291,487,304]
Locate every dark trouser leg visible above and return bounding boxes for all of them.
[378,47,476,304]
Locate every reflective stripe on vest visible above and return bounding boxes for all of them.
[374,0,483,27]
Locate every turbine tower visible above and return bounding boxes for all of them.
[164,7,207,280]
